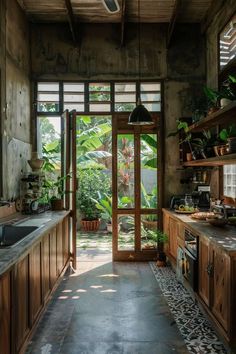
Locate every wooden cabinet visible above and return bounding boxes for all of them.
[15,255,30,353]
[168,217,178,260]
[211,245,230,332]
[42,232,50,301]
[1,214,71,354]
[0,271,11,354]
[198,239,231,334]
[56,221,64,276]
[163,211,179,261]
[30,242,43,325]
[50,227,57,289]
[63,216,70,265]
[198,237,211,307]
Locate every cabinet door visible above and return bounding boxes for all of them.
[63,216,70,266]
[169,217,178,260]
[42,232,50,302]
[198,237,210,307]
[29,242,42,325]
[57,222,64,276]
[212,246,230,332]
[15,255,30,353]
[163,212,170,254]
[0,272,11,354]
[50,227,57,289]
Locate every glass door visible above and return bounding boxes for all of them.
[112,113,161,261]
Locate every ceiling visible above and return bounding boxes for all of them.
[16,0,213,24]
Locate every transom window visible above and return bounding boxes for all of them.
[219,13,236,69]
[35,81,161,114]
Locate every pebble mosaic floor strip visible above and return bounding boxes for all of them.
[149,263,228,354]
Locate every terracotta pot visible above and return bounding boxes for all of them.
[81,219,101,232]
[142,219,158,230]
[186,152,192,161]
[51,199,64,211]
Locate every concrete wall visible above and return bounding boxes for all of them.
[31,22,206,207]
[1,0,31,199]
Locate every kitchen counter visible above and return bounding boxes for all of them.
[0,210,70,275]
[163,209,236,254]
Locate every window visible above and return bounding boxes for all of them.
[37,83,60,113]
[35,81,161,114]
[223,164,236,199]
[219,14,236,69]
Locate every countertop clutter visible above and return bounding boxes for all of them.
[0,210,70,275]
[163,209,236,253]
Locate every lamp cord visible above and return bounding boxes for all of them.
[138,0,141,104]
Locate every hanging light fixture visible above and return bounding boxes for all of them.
[128,0,153,125]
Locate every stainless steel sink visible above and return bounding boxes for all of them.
[0,225,38,248]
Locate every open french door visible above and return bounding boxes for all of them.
[112,113,162,261]
[61,110,77,268]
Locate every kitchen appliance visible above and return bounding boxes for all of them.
[176,246,185,284]
[192,186,210,210]
[211,204,236,218]
[169,195,185,209]
[183,228,198,291]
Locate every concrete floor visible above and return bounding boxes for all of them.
[26,244,189,354]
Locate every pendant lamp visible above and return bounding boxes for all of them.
[128,0,153,125]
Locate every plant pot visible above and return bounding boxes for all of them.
[220,98,232,108]
[219,144,229,156]
[156,251,166,267]
[207,107,219,115]
[142,219,158,230]
[81,219,101,232]
[228,137,236,153]
[186,152,192,161]
[51,199,64,211]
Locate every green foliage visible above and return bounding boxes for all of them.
[168,120,192,144]
[219,124,236,141]
[146,229,168,243]
[203,86,220,107]
[77,169,111,220]
[141,134,157,168]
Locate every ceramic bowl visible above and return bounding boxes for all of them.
[206,218,228,227]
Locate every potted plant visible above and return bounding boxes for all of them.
[219,124,236,153]
[168,120,197,161]
[142,229,168,266]
[77,168,111,232]
[92,193,112,232]
[192,130,215,159]
[45,174,71,211]
[203,86,220,114]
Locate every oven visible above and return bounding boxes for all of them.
[183,228,198,291]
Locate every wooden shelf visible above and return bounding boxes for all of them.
[188,101,236,132]
[182,153,236,167]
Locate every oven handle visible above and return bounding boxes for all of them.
[184,247,197,261]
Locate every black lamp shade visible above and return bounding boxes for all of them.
[128,103,153,125]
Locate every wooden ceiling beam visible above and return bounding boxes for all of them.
[120,0,126,47]
[167,0,181,48]
[64,0,78,43]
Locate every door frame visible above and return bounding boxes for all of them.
[112,113,163,261]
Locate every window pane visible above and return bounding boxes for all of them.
[140,83,161,91]
[142,103,160,111]
[64,93,84,102]
[38,82,59,91]
[118,214,135,251]
[38,93,59,101]
[90,103,111,112]
[115,103,136,112]
[64,103,84,111]
[117,135,134,208]
[219,14,236,69]
[63,83,84,92]
[115,93,136,103]
[89,93,110,101]
[141,214,158,250]
[115,83,136,92]
[37,103,59,112]
[89,83,110,91]
[141,93,160,102]
[223,164,236,198]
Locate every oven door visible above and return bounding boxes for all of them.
[184,248,198,291]
[176,246,185,283]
